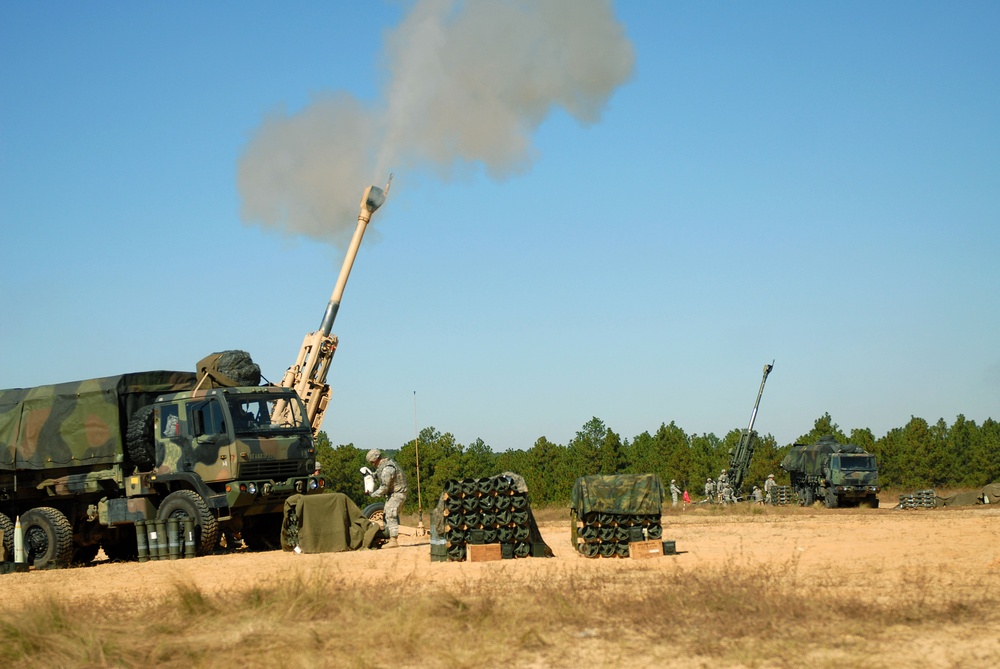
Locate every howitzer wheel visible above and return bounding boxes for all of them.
[363,501,385,529]
[126,405,157,471]
[21,507,74,569]
[0,513,14,560]
[157,490,219,556]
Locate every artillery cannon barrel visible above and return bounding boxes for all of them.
[318,181,390,336]
[745,361,774,432]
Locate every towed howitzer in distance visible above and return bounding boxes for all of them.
[725,361,774,497]
[276,178,391,434]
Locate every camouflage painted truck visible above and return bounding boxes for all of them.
[780,435,880,508]
[0,358,324,569]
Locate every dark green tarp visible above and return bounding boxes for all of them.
[780,437,867,476]
[0,371,196,471]
[936,483,1000,507]
[281,492,380,553]
[571,474,664,516]
[981,483,1000,504]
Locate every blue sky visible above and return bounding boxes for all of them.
[2,1,997,454]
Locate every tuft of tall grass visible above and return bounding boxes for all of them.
[1,558,997,668]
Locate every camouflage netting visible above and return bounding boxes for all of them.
[570,474,665,558]
[898,483,1000,508]
[195,350,261,388]
[0,371,197,471]
[433,472,552,561]
[780,436,866,475]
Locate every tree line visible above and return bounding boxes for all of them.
[315,412,1000,511]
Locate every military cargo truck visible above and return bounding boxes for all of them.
[780,435,880,508]
[0,367,324,569]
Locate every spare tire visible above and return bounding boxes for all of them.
[126,405,156,471]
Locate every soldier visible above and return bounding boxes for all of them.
[366,448,408,549]
[764,473,776,505]
[752,485,764,504]
[669,479,681,508]
[704,477,715,502]
[717,469,729,503]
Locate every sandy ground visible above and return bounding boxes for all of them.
[3,504,1000,667]
[3,503,999,607]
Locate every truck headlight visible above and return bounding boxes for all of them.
[308,478,319,490]
[247,482,257,495]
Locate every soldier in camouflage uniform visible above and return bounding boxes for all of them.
[669,479,681,508]
[717,469,729,503]
[366,448,407,549]
[704,477,715,502]
[764,473,776,505]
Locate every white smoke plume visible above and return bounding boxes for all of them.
[238,0,634,245]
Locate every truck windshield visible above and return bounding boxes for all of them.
[837,455,876,471]
[227,394,310,436]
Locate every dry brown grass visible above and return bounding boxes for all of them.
[2,552,998,669]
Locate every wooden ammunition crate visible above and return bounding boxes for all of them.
[629,539,663,560]
[467,543,502,562]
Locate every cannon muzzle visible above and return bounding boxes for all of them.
[318,176,392,336]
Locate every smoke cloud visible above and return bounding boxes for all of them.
[238,0,634,245]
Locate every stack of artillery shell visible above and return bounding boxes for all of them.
[442,476,535,561]
[899,489,936,510]
[773,486,794,506]
[575,512,663,559]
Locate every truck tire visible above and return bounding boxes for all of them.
[0,513,14,560]
[157,490,219,556]
[21,507,74,569]
[823,488,839,508]
[126,405,157,471]
[867,494,880,509]
[363,501,385,529]
[802,487,815,506]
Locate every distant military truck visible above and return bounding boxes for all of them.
[0,366,324,568]
[780,435,880,508]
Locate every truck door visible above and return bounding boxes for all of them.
[187,398,236,481]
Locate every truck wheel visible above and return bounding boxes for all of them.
[126,405,157,471]
[823,489,839,508]
[802,487,815,506]
[363,502,385,529]
[867,494,880,509]
[21,507,74,569]
[0,513,14,560]
[157,490,219,556]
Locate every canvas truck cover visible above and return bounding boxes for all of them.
[571,474,665,516]
[780,437,866,476]
[0,371,196,471]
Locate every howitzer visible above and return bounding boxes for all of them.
[277,178,392,433]
[726,361,774,496]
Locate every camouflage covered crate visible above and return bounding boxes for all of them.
[570,475,665,559]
